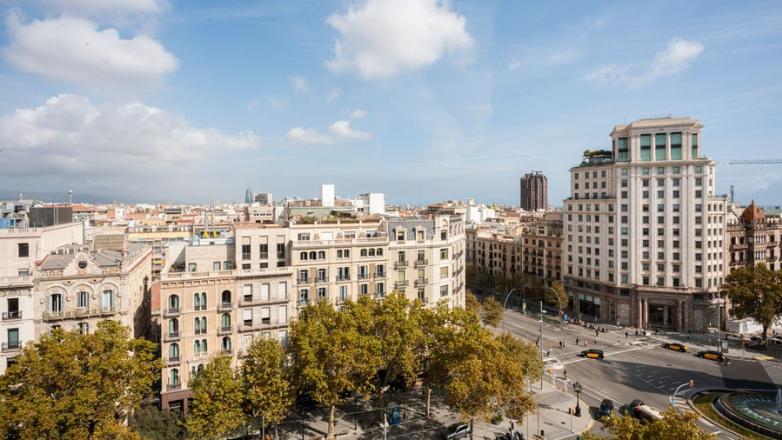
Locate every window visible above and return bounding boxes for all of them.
[242,244,251,260]
[7,328,20,349]
[168,318,179,335]
[670,132,682,160]
[262,307,271,324]
[259,244,268,259]
[640,134,651,161]
[655,133,666,160]
[691,133,698,158]
[77,291,89,308]
[221,313,231,330]
[78,322,89,334]
[440,248,449,260]
[360,284,368,295]
[222,337,232,353]
[440,267,448,279]
[616,137,629,161]
[188,263,197,272]
[276,243,285,259]
[169,343,179,360]
[339,285,348,301]
[17,243,29,258]
[49,293,62,313]
[376,282,385,297]
[169,368,180,387]
[440,285,449,297]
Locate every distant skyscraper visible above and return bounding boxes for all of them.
[244,188,253,204]
[520,171,548,211]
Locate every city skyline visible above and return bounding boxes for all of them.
[1,1,782,205]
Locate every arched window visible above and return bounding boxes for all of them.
[300,252,308,261]
[76,291,89,309]
[221,290,231,305]
[222,336,231,353]
[360,249,368,257]
[201,316,207,333]
[194,339,201,353]
[200,292,207,309]
[49,293,62,313]
[201,339,207,353]
[168,318,179,335]
[317,251,326,260]
[368,248,375,256]
[169,368,180,386]
[169,343,179,360]
[376,248,383,256]
[221,313,231,329]
[101,289,114,310]
[168,294,179,311]
[197,364,204,373]
[309,251,317,260]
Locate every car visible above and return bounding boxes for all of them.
[634,404,663,423]
[619,399,644,416]
[747,340,767,350]
[580,349,604,359]
[663,342,688,352]
[543,357,564,372]
[599,399,614,418]
[695,350,726,361]
[443,423,470,439]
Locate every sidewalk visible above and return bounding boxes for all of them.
[644,330,777,361]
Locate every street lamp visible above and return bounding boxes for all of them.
[670,380,695,409]
[573,382,583,417]
[501,288,518,331]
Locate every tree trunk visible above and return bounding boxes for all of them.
[328,405,336,440]
[426,387,432,418]
[763,323,769,343]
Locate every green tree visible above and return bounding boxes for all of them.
[186,355,245,440]
[721,263,782,342]
[583,408,715,440]
[481,296,504,327]
[241,338,293,439]
[0,320,158,440]
[546,281,568,317]
[129,406,186,440]
[289,301,382,439]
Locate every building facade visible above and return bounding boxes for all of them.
[563,117,727,331]
[520,171,548,211]
[726,202,782,273]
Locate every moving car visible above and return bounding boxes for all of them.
[599,399,614,418]
[580,349,604,359]
[443,423,470,439]
[695,350,726,361]
[662,342,688,352]
[543,357,564,371]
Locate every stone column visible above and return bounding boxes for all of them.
[642,299,649,329]
[677,300,684,333]
[637,297,643,328]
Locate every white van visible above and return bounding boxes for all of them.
[634,405,663,423]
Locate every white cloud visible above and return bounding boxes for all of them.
[0,94,258,178]
[290,75,310,93]
[350,109,368,119]
[326,0,474,79]
[329,120,371,140]
[287,127,334,145]
[586,39,703,88]
[4,15,178,87]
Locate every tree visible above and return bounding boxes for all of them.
[289,301,382,439]
[481,296,504,327]
[721,263,782,342]
[186,355,245,440]
[241,338,293,439]
[465,290,480,315]
[129,406,186,440]
[546,281,568,318]
[0,320,158,439]
[582,408,715,440]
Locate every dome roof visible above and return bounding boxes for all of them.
[740,200,766,223]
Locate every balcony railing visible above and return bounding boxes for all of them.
[163,307,180,317]
[336,276,351,282]
[1,311,22,320]
[297,299,310,307]
[375,272,385,279]
[1,342,22,352]
[217,301,232,311]
[414,278,428,287]
[358,273,370,280]
[222,347,233,355]
[239,322,262,333]
[100,306,116,316]
[394,261,409,269]
[218,326,232,335]
[297,277,310,284]
[394,280,409,289]
[43,310,64,321]
[414,259,428,268]
[316,276,328,283]
[163,331,180,342]
[165,356,180,366]
[167,383,182,391]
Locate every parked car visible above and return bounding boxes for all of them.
[662,342,688,352]
[599,399,614,418]
[619,399,644,416]
[695,350,726,361]
[634,404,663,423]
[580,349,604,359]
[443,423,470,439]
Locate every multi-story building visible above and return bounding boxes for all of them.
[158,214,465,413]
[563,117,727,331]
[1,221,84,373]
[34,243,152,338]
[520,171,548,211]
[520,211,563,282]
[466,226,521,282]
[726,202,782,273]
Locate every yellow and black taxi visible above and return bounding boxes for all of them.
[695,350,726,361]
[663,342,688,352]
[580,348,605,359]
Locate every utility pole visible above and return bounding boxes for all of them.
[539,300,544,390]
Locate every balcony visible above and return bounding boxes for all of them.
[165,356,180,366]
[1,342,22,352]
[218,326,232,335]
[414,278,428,287]
[297,277,310,284]
[239,322,262,333]
[222,347,233,355]
[1,311,22,321]
[316,276,328,284]
[163,331,180,342]
[358,273,370,280]
[414,259,428,268]
[297,299,310,308]
[167,383,182,392]
[100,306,116,316]
[394,261,409,269]
[394,280,409,289]
[0,275,33,288]
[217,301,232,311]
[375,272,386,279]
[163,307,180,317]
[42,310,65,321]
[336,276,351,282]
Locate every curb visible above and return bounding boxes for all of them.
[686,389,746,439]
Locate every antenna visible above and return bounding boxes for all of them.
[68,189,73,205]
[730,185,735,203]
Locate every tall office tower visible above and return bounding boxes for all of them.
[244,188,254,204]
[520,171,548,211]
[563,117,727,332]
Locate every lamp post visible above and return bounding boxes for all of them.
[501,288,518,331]
[573,382,583,417]
[670,380,695,409]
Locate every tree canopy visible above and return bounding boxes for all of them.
[0,320,159,440]
[481,296,504,327]
[186,355,245,440]
[583,408,715,440]
[721,263,782,341]
[241,337,293,430]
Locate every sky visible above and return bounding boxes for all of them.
[1,0,782,206]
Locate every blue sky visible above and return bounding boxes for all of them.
[1,0,781,206]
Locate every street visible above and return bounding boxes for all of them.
[501,306,782,439]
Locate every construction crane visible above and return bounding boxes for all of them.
[728,159,782,165]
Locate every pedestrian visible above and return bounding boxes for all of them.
[563,341,566,349]
[576,337,580,345]
[635,329,638,336]
[625,331,629,338]
[564,369,567,379]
